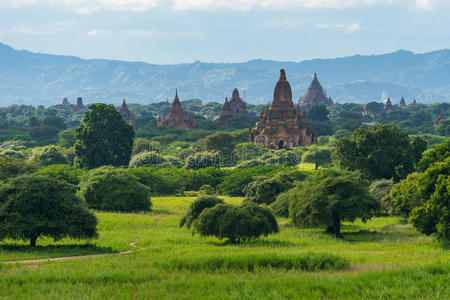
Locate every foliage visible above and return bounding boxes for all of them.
[435,119,450,136]
[0,174,97,247]
[29,145,69,166]
[301,146,332,170]
[58,130,76,148]
[184,152,221,169]
[417,139,449,172]
[42,114,67,130]
[270,192,291,217]
[132,138,159,156]
[129,151,167,168]
[290,169,379,237]
[179,195,224,229]
[369,179,394,215]
[38,164,86,185]
[409,158,449,243]
[194,202,279,243]
[243,170,307,205]
[0,156,37,181]
[334,124,426,181]
[29,125,60,141]
[78,166,151,212]
[390,173,422,218]
[233,142,267,161]
[199,184,215,195]
[205,132,237,163]
[74,103,134,169]
[235,159,264,169]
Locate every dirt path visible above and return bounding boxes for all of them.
[2,242,137,265]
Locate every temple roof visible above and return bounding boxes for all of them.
[272,69,293,108]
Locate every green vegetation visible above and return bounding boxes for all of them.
[0,174,97,247]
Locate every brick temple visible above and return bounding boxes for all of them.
[157,90,196,130]
[298,73,333,110]
[215,88,250,124]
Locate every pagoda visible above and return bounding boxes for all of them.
[215,88,250,124]
[249,69,316,149]
[384,97,393,110]
[399,96,406,106]
[119,99,131,119]
[157,90,196,130]
[62,97,70,105]
[72,97,87,113]
[298,73,333,110]
[433,107,446,126]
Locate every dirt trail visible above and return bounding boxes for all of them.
[2,242,137,265]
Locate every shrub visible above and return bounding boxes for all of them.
[270,192,291,218]
[0,174,97,247]
[184,152,221,169]
[129,151,167,168]
[38,164,86,185]
[289,169,379,237]
[194,203,279,243]
[199,184,215,195]
[301,146,332,170]
[29,145,69,166]
[78,166,151,212]
[0,149,25,159]
[180,195,224,229]
[0,156,37,181]
[236,159,264,169]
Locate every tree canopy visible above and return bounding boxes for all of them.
[74,103,134,169]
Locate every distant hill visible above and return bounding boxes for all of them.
[0,42,449,107]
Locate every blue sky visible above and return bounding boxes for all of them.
[0,0,449,64]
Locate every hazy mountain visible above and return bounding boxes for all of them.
[0,42,449,107]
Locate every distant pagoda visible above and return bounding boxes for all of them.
[62,97,70,105]
[249,69,316,149]
[215,88,250,124]
[157,90,196,130]
[384,97,393,110]
[72,97,87,113]
[399,96,406,106]
[298,73,333,110]
[433,107,446,126]
[119,99,131,119]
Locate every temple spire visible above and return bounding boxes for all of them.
[279,69,287,81]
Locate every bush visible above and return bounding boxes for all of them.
[180,195,224,229]
[194,202,279,243]
[236,159,264,169]
[0,156,37,181]
[369,179,394,215]
[129,151,167,168]
[0,149,25,159]
[184,152,221,169]
[199,184,215,195]
[58,130,76,148]
[78,166,151,212]
[270,192,291,218]
[38,164,86,185]
[289,169,379,237]
[132,138,160,156]
[29,145,69,166]
[0,174,97,247]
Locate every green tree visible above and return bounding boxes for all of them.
[390,173,422,217]
[0,157,37,181]
[194,203,279,243]
[369,179,394,215]
[74,104,134,169]
[132,138,159,156]
[58,130,76,148]
[184,152,221,169]
[0,174,97,247]
[301,146,332,170]
[290,169,379,237]
[38,164,86,185]
[418,139,450,172]
[435,119,450,136]
[179,195,224,229]
[205,132,237,163]
[30,145,69,166]
[129,151,167,168]
[29,125,60,141]
[78,166,151,212]
[335,124,424,181]
[42,113,67,130]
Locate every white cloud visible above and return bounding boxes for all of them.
[415,0,432,9]
[316,22,360,32]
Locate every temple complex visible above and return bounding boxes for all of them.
[399,96,406,106]
[298,73,333,110]
[72,97,87,113]
[433,107,446,126]
[119,99,131,119]
[249,69,316,149]
[384,97,393,110]
[157,90,196,130]
[215,88,250,124]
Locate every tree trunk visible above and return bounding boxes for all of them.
[30,236,37,247]
[315,163,319,170]
[326,213,341,237]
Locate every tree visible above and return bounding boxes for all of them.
[179,195,224,229]
[205,132,237,163]
[129,151,168,168]
[194,203,279,243]
[417,139,449,172]
[78,166,151,212]
[184,152,221,169]
[30,145,69,166]
[290,169,379,237]
[42,114,67,130]
[132,138,159,156]
[409,158,449,243]
[58,130,76,148]
[435,119,450,137]
[0,157,37,181]
[38,164,86,185]
[307,105,329,122]
[0,174,97,247]
[390,173,422,217]
[301,146,332,170]
[369,179,394,215]
[74,103,134,169]
[29,125,60,141]
[199,184,215,195]
[334,124,425,181]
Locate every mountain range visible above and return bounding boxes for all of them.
[1,42,449,107]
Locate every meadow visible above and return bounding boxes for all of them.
[0,196,449,299]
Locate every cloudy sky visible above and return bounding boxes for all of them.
[0,0,449,64]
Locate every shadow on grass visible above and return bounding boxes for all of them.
[207,239,298,248]
[342,229,419,243]
[0,243,113,258]
[148,208,173,215]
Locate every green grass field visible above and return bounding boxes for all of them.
[1,196,449,299]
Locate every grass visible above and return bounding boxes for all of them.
[0,196,449,299]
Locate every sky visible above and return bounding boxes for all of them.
[0,0,449,64]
